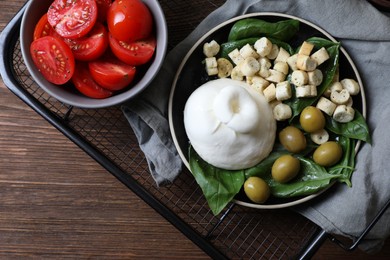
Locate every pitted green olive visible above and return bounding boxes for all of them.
[244,177,270,204]
[272,154,301,183]
[313,141,343,167]
[299,106,326,133]
[279,126,307,153]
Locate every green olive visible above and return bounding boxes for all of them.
[272,154,301,183]
[279,126,307,153]
[313,141,343,167]
[244,177,270,204]
[299,106,326,133]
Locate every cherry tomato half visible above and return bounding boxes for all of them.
[95,0,112,22]
[107,0,153,42]
[30,36,75,85]
[108,33,156,66]
[33,14,56,40]
[63,22,109,61]
[88,56,136,91]
[47,0,98,39]
[71,62,113,99]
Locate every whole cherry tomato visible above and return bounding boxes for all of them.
[107,0,153,42]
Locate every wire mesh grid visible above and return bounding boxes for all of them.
[4,1,322,259]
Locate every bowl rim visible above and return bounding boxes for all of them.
[168,12,366,210]
[20,0,168,109]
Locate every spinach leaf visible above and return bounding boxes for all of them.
[220,37,294,61]
[326,110,371,143]
[189,146,245,215]
[286,38,340,120]
[228,18,300,42]
[304,37,342,49]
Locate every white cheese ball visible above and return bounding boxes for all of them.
[184,78,276,170]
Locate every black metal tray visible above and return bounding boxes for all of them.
[2,1,388,259]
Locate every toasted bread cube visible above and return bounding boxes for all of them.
[228,48,244,65]
[296,54,317,71]
[265,69,286,83]
[263,83,276,102]
[240,44,259,59]
[266,44,279,60]
[316,97,337,116]
[286,54,298,71]
[298,41,315,56]
[273,61,289,75]
[275,47,291,63]
[311,47,330,66]
[275,81,292,101]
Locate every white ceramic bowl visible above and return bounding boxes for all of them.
[20,0,168,108]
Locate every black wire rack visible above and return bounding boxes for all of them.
[1,1,389,259]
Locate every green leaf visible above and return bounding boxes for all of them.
[189,146,245,215]
[303,37,342,49]
[328,136,356,187]
[228,18,300,42]
[246,153,341,198]
[326,110,371,143]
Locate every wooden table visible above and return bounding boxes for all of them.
[1,1,389,259]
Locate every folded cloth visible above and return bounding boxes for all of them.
[122,0,390,253]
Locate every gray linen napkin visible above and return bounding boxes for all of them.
[122,0,390,253]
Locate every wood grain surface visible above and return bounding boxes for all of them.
[1,1,389,259]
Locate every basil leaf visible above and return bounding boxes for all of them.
[304,37,342,49]
[246,154,341,198]
[228,18,300,42]
[328,136,356,187]
[189,146,245,215]
[326,110,371,143]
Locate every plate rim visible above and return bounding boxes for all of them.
[168,12,366,209]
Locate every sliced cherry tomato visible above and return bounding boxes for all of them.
[47,0,98,39]
[30,36,75,85]
[71,63,113,99]
[63,22,109,61]
[108,33,156,66]
[95,0,112,22]
[107,0,153,42]
[88,56,136,91]
[34,14,53,40]
[33,14,62,40]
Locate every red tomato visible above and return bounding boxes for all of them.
[30,36,75,85]
[88,56,136,91]
[107,0,153,42]
[95,0,112,22]
[33,14,54,40]
[72,63,113,99]
[63,22,109,61]
[108,33,156,66]
[47,0,98,39]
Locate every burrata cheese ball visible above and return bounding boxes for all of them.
[184,78,276,170]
